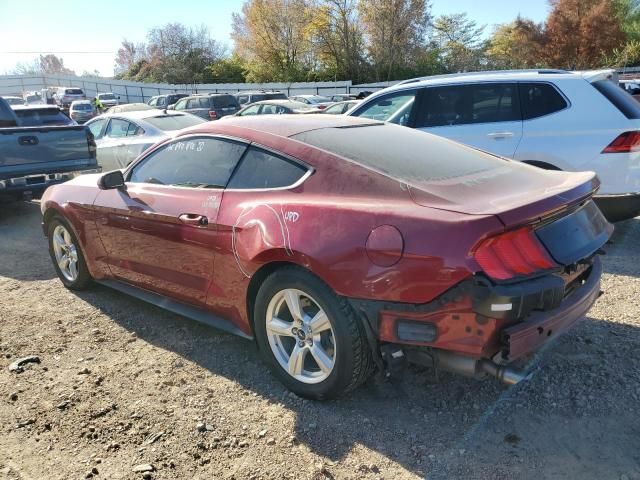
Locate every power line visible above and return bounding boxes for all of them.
[2,51,115,54]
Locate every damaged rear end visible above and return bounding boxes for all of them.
[376,166,612,384]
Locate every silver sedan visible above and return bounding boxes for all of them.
[85,109,206,171]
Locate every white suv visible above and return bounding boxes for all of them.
[347,69,640,221]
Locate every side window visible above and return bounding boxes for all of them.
[187,98,201,109]
[238,95,248,104]
[417,84,519,127]
[129,137,247,187]
[174,99,187,110]
[240,105,261,116]
[261,104,277,114]
[105,119,131,138]
[87,118,107,139]
[519,83,568,120]
[148,98,157,107]
[127,122,144,136]
[227,147,308,189]
[353,90,417,125]
[157,97,166,107]
[199,97,211,108]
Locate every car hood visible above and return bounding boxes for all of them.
[407,163,600,227]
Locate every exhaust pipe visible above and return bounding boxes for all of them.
[405,349,530,385]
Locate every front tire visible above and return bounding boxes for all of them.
[47,215,92,290]
[254,266,373,399]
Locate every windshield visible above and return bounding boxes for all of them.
[292,123,507,184]
[25,95,41,102]
[99,94,116,100]
[211,95,239,108]
[65,89,83,95]
[308,95,331,103]
[73,103,93,111]
[288,101,316,111]
[144,114,206,131]
[15,108,73,126]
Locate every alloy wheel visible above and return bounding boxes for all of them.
[265,288,336,384]
[51,224,79,282]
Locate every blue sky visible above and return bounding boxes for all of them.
[0,0,550,77]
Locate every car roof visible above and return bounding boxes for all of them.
[377,69,613,92]
[182,114,380,138]
[250,99,309,107]
[236,90,284,95]
[12,105,61,110]
[100,108,186,120]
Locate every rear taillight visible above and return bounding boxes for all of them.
[602,131,640,153]
[208,110,218,119]
[472,227,557,280]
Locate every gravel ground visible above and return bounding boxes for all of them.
[0,201,639,480]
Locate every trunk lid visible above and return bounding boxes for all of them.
[407,162,600,227]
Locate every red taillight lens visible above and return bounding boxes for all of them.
[602,131,640,153]
[208,110,218,119]
[473,227,557,280]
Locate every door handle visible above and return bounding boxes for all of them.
[487,131,514,139]
[18,135,39,146]
[179,213,208,226]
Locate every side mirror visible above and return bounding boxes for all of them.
[117,96,121,99]
[98,170,125,190]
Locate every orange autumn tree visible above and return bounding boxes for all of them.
[545,0,626,69]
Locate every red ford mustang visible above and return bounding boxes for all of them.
[41,115,612,399]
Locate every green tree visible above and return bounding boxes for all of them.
[432,13,486,72]
[231,0,316,82]
[486,17,546,69]
[312,0,367,82]
[205,55,248,83]
[359,0,432,81]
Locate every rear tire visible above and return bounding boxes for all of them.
[47,215,92,290]
[254,266,373,399]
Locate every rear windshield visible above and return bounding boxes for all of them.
[99,94,115,100]
[144,114,206,131]
[65,89,83,95]
[592,80,640,119]
[265,92,287,100]
[15,108,73,126]
[210,95,239,108]
[292,123,507,183]
[167,94,187,103]
[73,103,92,111]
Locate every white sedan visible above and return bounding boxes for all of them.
[85,109,206,171]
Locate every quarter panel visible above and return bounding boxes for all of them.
[41,177,109,279]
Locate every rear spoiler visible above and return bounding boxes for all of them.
[576,69,618,84]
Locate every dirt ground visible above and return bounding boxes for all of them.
[0,200,639,480]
